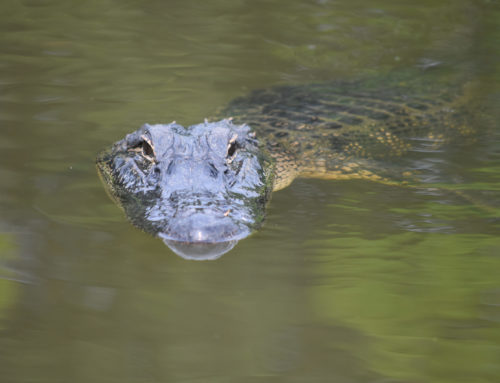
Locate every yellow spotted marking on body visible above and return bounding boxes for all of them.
[223,76,479,193]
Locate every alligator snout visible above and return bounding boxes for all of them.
[161,212,249,243]
[161,239,239,261]
[158,212,249,260]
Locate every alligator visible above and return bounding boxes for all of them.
[97,69,474,260]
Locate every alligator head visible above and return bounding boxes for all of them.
[97,120,274,260]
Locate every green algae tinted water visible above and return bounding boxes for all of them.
[0,0,499,382]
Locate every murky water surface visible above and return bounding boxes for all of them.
[1,0,499,382]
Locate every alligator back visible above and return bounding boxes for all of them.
[224,69,475,186]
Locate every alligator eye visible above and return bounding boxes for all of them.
[128,136,156,161]
[142,140,154,157]
[227,134,239,160]
[227,141,237,158]
[137,134,156,160]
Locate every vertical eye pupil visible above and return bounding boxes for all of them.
[142,141,154,157]
[227,142,237,157]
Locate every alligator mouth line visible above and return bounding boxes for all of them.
[158,236,240,261]
[155,210,252,243]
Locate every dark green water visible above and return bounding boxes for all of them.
[1,0,499,382]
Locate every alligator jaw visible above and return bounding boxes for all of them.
[159,237,239,261]
[156,211,251,260]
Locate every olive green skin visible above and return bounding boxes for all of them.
[98,68,474,259]
[223,69,473,189]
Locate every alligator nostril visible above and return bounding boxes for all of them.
[208,163,218,178]
[166,161,174,175]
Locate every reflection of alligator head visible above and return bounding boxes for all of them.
[97,120,274,260]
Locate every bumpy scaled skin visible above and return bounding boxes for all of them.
[224,72,472,187]
[97,120,274,259]
[97,70,473,259]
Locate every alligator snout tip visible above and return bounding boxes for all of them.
[157,213,251,260]
[160,237,239,261]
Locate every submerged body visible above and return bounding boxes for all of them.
[97,69,473,259]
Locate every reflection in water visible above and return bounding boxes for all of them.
[161,238,238,260]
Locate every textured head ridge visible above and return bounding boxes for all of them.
[97,119,274,260]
